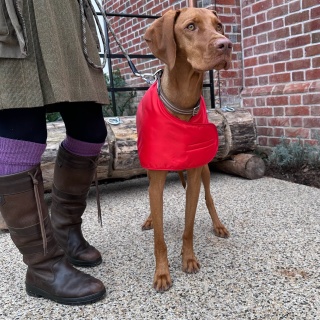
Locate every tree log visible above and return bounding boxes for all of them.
[41,109,257,191]
[212,153,266,180]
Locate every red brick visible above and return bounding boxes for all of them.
[268,117,290,127]
[304,19,320,33]
[245,57,258,67]
[311,106,320,116]
[273,18,284,29]
[258,34,268,44]
[274,128,285,136]
[292,48,303,59]
[303,118,320,128]
[254,43,274,55]
[285,106,310,116]
[266,96,288,106]
[269,73,291,84]
[290,95,302,105]
[244,68,254,77]
[252,0,272,14]
[245,78,258,87]
[303,93,320,105]
[289,1,301,12]
[286,59,311,71]
[292,71,305,82]
[309,81,320,92]
[268,28,290,41]
[268,137,282,146]
[252,107,273,116]
[258,55,268,64]
[259,76,269,85]
[257,127,273,136]
[256,12,266,24]
[283,83,311,94]
[243,36,257,47]
[267,5,288,19]
[275,40,286,51]
[255,117,267,126]
[274,63,286,73]
[257,136,268,146]
[274,107,284,116]
[243,16,255,28]
[290,118,303,127]
[286,35,311,48]
[285,11,309,25]
[285,128,310,138]
[242,98,256,108]
[291,24,303,36]
[302,0,319,9]
[256,97,266,106]
[306,69,320,81]
[253,22,272,35]
[305,45,320,57]
[272,85,286,95]
[311,6,320,19]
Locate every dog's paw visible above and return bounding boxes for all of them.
[182,257,200,274]
[213,224,230,238]
[153,271,172,292]
[141,217,154,230]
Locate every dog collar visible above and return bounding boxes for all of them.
[156,70,200,116]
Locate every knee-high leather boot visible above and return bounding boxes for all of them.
[51,145,102,267]
[0,165,106,305]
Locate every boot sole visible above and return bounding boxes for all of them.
[26,283,106,305]
[68,256,102,268]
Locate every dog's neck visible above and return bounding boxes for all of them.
[160,64,204,121]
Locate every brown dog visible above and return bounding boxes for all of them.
[137,8,232,292]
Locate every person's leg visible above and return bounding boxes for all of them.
[0,108,47,175]
[0,108,106,304]
[51,102,107,267]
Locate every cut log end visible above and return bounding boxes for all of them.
[213,153,266,180]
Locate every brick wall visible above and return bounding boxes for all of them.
[102,0,320,147]
[241,0,320,146]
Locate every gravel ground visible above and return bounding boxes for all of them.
[0,172,319,320]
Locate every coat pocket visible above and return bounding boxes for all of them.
[0,0,27,58]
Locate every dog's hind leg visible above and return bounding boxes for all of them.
[202,165,229,238]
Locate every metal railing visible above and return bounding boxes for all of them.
[100,11,216,116]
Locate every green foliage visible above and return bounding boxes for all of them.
[103,69,137,117]
[46,112,61,122]
[267,136,320,170]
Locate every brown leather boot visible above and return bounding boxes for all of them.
[0,165,106,305]
[51,145,102,267]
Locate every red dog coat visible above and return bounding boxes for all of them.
[136,82,219,171]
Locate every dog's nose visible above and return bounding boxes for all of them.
[215,38,233,54]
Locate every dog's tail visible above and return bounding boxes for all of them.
[178,171,187,189]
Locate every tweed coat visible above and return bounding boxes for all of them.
[0,0,109,110]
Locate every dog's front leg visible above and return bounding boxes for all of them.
[148,170,172,292]
[182,166,203,273]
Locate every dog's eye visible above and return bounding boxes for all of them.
[216,23,223,32]
[186,23,196,31]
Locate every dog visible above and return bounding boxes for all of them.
[136,8,232,292]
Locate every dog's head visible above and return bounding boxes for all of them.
[144,8,232,72]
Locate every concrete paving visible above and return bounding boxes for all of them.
[0,172,319,319]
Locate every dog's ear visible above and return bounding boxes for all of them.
[211,10,218,17]
[144,10,180,70]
